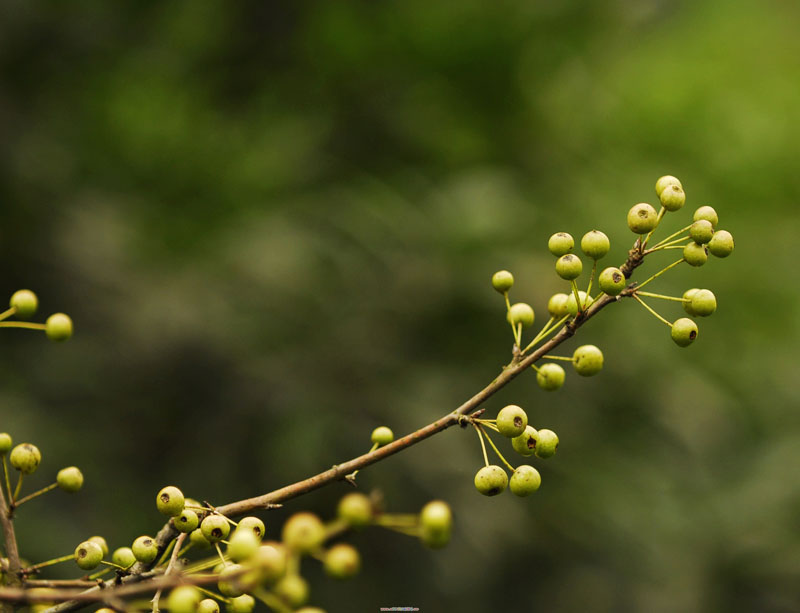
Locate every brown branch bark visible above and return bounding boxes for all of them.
[0,473,22,613]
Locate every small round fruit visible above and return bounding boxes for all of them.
[547,293,570,319]
[708,230,734,258]
[573,345,603,376]
[237,516,265,539]
[166,586,201,613]
[371,426,394,446]
[507,302,534,328]
[324,543,361,579]
[509,465,541,496]
[598,267,626,296]
[228,595,255,613]
[491,270,514,293]
[0,433,11,454]
[198,599,220,613]
[156,485,185,517]
[555,254,582,280]
[682,288,699,316]
[683,242,708,266]
[659,184,685,211]
[45,313,73,342]
[190,528,212,549]
[275,574,309,608]
[200,515,231,543]
[534,429,559,458]
[693,205,719,228]
[580,230,610,260]
[511,426,538,457]
[627,203,659,234]
[566,291,593,316]
[74,541,103,570]
[111,547,136,568]
[252,542,288,584]
[337,493,372,528]
[420,500,452,549]
[689,220,714,244]
[281,512,325,554]
[88,536,109,557]
[218,564,246,597]
[655,175,682,196]
[474,465,508,496]
[10,290,38,319]
[9,443,41,474]
[536,363,565,391]
[691,289,717,317]
[132,536,159,564]
[496,405,528,438]
[548,232,574,257]
[671,318,698,347]
[57,467,83,492]
[174,509,199,533]
[227,528,260,562]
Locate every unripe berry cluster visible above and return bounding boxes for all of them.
[2,290,73,342]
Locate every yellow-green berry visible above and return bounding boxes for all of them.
[174,509,199,533]
[10,290,38,319]
[491,270,514,293]
[56,467,84,492]
[190,528,212,549]
[496,405,528,438]
[74,541,103,570]
[708,230,734,258]
[566,291,593,316]
[281,512,325,554]
[555,254,582,280]
[690,220,714,244]
[218,564,246,597]
[509,465,541,496]
[337,493,372,529]
[547,293,570,319]
[659,183,685,212]
[627,203,658,234]
[691,289,717,317]
[474,465,508,496]
[548,232,574,257]
[111,547,136,568]
[598,267,626,296]
[682,288,699,316]
[9,443,41,474]
[671,318,698,347]
[166,586,201,613]
[228,595,255,613]
[200,514,231,543]
[420,500,452,549]
[227,528,260,563]
[237,516,265,540]
[198,599,220,613]
[45,313,73,342]
[693,205,718,228]
[156,485,185,517]
[0,433,11,454]
[275,574,309,608]
[511,426,538,457]
[573,345,603,376]
[371,426,394,446]
[132,536,159,564]
[252,542,288,585]
[88,536,109,557]
[655,175,682,196]
[534,429,559,459]
[536,363,565,391]
[507,302,534,328]
[324,543,361,579]
[683,242,708,266]
[580,230,610,260]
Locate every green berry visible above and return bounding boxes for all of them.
[201,514,231,543]
[323,543,361,579]
[218,564,246,597]
[252,542,288,585]
[598,267,626,296]
[680,289,698,316]
[496,405,528,438]
[671,318,698,347]
[627,203,659,234]
[509,465,541,496]
[174,509,200,533]
[198,599,220,613]
[659,184,686,212]
[691,289,717,317]
[491,270,514,293]
[56,467,84,493]
[74,541,103,570]
[156,485,185,517]
[228,595,255,613]
[419,500,452,549]
[371,426,394,446]
[473,465,508,496]
[111,547,136,568]
[9,443,41,474]
[511,426,538,457]
[227,529,260,563]
[507,302,535,328]
[0,433,11,455]
[548,232,574,257]
[275,574,309,608]
[88,536,109,557]
[547,293,570,319]
[708,230,734,258]
[132,536,159,564]
[237,516,265,540]
[689,220,714,244]
[45,313,73,342]
[10,290,38,319]
[534,429,559,458]
[281,512,325,554]
[566,291,593,316]
[693,205,719,228]
[190,528,212,549]
[580,230,610,260]
[536,363,565,391]
[555,254,582,280]
[337,493,372,529]
[166,586,202,613]
[683,242,708,266]
[655,175,682,196]
[573,344,603,376]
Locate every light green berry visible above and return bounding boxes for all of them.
[45,313,73,342]
[548,232,574,257]
[227,595,255,613]
[132,536,159,564]
[324,543,361,579]
[655,175,682,197]
[200,515,231,543]
[536,363,565,391]
[671,318,698,347]
[227,528,260,563]
[0,433,11,454]
[57,467,84,492]
[598,267,626,296]
[198,599,220,613]
[627,203,659,234]
[88,536,109,557]
[547,293,570,319]
[555,254,582,280]
[474,465,508,496]
[10,290,38,319]
[74,541,103,570]
[580,230,610,260]
[693,205,719,228]
[534,429,559,459]
[281,512,325,554]
[573,345,603,376]
[708,230,734,258]
[659,183,686,212]
[190,528,212,549]
[682,288,700,316]
[9,443,41,474]
[491,270,514,293]
[274,574,309,608]
[683,242,708,266]
[689,220,714,244]
[496,405,528,438]
[337,493,372,529]
[566,291,593,316]
[237,516,265,540]
[166,586,201,613]
[156,486,185,517]
[509,465,541,496]
[371,426,394,446]
[419,500,452,549]
[507,302,534,328]
[111,547,136,568]
[252,542,288,585]
[174,509,199,533]
[511,426,538,457]
[218,564,246,598]
[691,289,717,317]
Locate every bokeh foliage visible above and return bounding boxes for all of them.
[1,1,799,611]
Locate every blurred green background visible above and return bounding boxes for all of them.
[1,1,799,611]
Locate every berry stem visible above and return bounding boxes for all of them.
[11,482,58,509]
[22,555,74,573]
[635,291,689,303]
[504,292,511,312]
[153,538,177,568]
[346,442,380,481]
[195,586,230,603]
[375,514,419,526]
[586,261,597,296]
[474,419,500,433]
[478,425,516,473]
[632,295,673,328]
[2,457,11,505]
[635,258,685,290]
[98,561,127,571]
[0,308,15,322]
[650,223,693,249]
[541,355,575,362]
[0,322,46,331]
[645,236,692,252]
[570,280,583,314]
[473,424,490,468]
[649,244,690,251]
[86,568,112,581]
[253,588,292,613]
[641,206,667,249]
[213,543,227,567]
[12,474,23,503]
[521,316,554,354]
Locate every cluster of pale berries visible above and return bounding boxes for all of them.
[0,434,84,502]
[2,290,73,341]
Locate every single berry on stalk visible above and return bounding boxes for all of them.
[474,465,508,496]
[536,363,565,391]
[496,405,528,438]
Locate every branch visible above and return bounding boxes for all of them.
[0,471,22,613]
